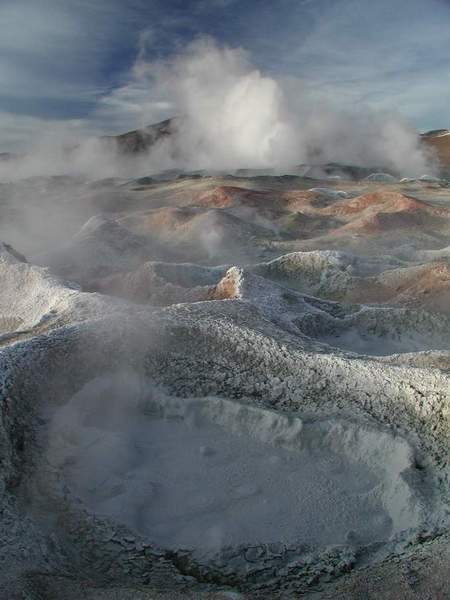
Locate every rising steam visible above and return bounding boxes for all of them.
[134,38,432,176]
[0,38,434,180]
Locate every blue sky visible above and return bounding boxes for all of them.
[1,0,450,150]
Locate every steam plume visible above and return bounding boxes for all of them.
[0,38,435,180]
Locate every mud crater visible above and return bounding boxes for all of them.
[44,374,435,563]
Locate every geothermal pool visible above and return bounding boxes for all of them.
[47,376,428,557]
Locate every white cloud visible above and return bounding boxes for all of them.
[265,0,450,124]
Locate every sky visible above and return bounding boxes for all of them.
[1,0,450,151]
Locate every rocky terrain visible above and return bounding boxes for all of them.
[0,166,450,599]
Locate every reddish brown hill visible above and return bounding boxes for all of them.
[346,262,450,314]
[323,191,436,217]
[195,186,275,209]
[421,130,450,167]
[283,190,338,211]
[121,207,197,235]
[337,211,422,235]
[321,191,450,236]
[382,262,450,299]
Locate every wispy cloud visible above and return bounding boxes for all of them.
[0,0,144,148]
[256,0,450,127]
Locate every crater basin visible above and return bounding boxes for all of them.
[47,375,428,558]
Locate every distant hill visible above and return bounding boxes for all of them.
[421,129,450,167]
[102,118,177,154]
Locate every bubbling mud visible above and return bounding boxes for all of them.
[47,375,431,558]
